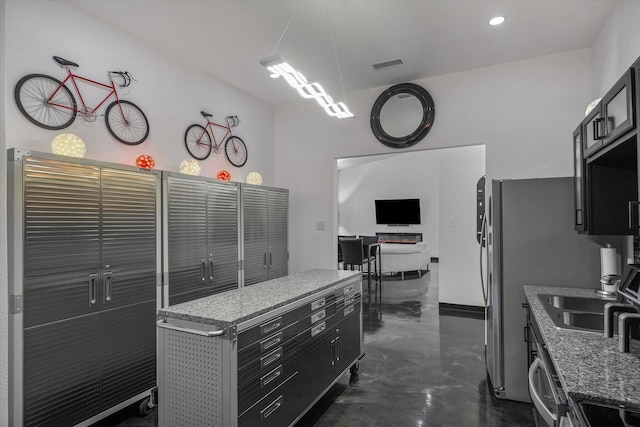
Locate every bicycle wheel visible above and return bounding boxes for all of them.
[225,136,248,167]
[185,124,213,160]
[15,74,77,130]
[105,100,150,145]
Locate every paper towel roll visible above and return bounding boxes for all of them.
[600,245,618,277]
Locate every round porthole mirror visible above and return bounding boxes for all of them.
[370,83,435,149]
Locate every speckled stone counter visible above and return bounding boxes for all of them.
[158,269,360,328]
[524,286,640,409]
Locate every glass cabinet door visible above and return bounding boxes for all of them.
[601,68,634,146]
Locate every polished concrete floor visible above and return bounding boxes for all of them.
[94,263,535,426]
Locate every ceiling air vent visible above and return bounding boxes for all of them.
[372,58,405,71]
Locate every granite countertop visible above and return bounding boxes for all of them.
[158,269,360,328]
[524,285,640,410]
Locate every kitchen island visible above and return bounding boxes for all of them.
[157,269,362,427]
[524,286,640,424]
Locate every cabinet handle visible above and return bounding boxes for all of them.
[260,365,282,388]
[629,201,640,229]
[593,117,606,140]
[156,319,225,337]
[104,270,112,303]
[344,285,354,295]
[88,273,98,306]
[260,317,282,335]
[311,309,326,324]
[269,252,273,268]
[344,305,355,317]
[260,347,283,369]
[263,253,268,270]
[201,260,207,283]
[311,297,326,311]
[345,295,355,306]
[311,322,326,337]
[260,395,283,421]
[330,339,336,366]
[208,259,214,282]
[335,336,340,362]
[261,332,283,352]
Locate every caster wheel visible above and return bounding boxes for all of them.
[350,362,359,375]
[137,397,153,416]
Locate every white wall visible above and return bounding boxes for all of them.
[438,145,486,306]
[275,49,592,280]
[5,0,275,182]
[337,151,440,255]
[0,0,8,425]
[592,0,640,97]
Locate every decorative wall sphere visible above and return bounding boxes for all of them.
[246,172,263,185]
[217,170,231,181]
[136,154,155,169]
[51,133,86,158]
[180,159,201,176]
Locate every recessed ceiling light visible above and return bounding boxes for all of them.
[489,16,505,26]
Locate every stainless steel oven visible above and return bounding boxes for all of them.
[528,310,574,427]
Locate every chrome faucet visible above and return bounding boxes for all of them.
[618,312,640,353]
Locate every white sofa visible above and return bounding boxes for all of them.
[379,241,431,279]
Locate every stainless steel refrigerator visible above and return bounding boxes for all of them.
[480,177,607,402]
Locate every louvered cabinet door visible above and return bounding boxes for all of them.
[242,186,269,286]
[23,313,102,427]
[206,181,239,294]
[267,189,289,280]
[166,177,208,305]
[23,157,101,327]
[101,168,158,308]
[101,300,157,410]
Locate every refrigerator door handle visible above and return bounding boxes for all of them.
[479,214,488,306]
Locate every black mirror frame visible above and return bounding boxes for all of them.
[370,82,435,149]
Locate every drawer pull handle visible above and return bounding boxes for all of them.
[261,332,283,351]
[311,297,326,310]
[261,317,283,335]
[345,296,355,306]
[344,285,354,295]
[311,309,326,324]
[260,347,283,369]
[344,305,355,317]
[261,365,282,388]
[261,395,283,421]
[311,322,326,337]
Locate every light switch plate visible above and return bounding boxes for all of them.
[316,221,326,230]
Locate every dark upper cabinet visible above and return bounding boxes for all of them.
[583,68,635,158]
[573,126,587,233]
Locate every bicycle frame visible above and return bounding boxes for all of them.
[203,118,233,149]
[48,69,128,122]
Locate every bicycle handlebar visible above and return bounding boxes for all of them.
[109,71,135,87]
[226,115,240,127]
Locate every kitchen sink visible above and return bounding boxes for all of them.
[545,295,612,313]
[539,293,616,333]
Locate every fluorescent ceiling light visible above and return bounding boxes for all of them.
[489,16,505,26]
[260,55,354,119]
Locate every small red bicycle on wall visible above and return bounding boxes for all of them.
[14,56,150,145]
[184,111,248,167]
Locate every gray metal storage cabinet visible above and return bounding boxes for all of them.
[242,185,288,286]
[162,172,240,306]
[8,149,161,427]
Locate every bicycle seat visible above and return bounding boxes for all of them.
[53,56,79,68]
[201,111,213,118]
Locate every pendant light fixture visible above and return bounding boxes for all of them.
[260,1,354,119]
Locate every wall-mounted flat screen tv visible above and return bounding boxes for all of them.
[375,198,421,225]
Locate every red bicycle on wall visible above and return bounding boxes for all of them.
[184,111,248,167]
[14,56,150,145]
